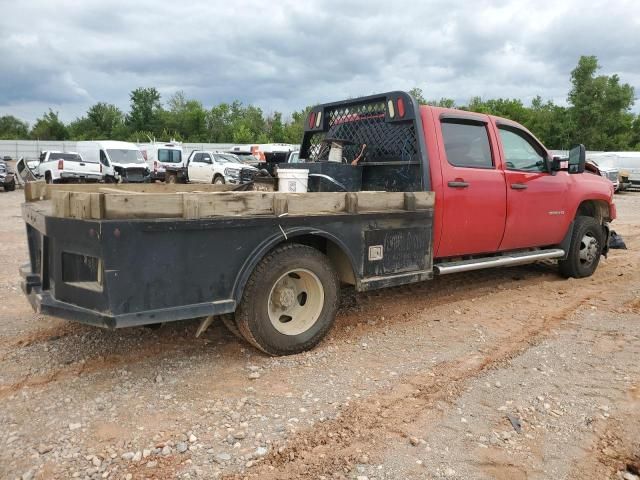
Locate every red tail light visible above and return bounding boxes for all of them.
[57,159,64,170]
[397,97,406,118]
[309,111,316,129]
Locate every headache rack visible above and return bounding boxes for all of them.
[299,91,430,192]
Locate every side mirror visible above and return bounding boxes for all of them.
[568,144,586,174]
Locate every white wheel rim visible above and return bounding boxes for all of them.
[268,269,324,336]
[579,233,599,265]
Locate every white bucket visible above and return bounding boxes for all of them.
[277,168,309,193]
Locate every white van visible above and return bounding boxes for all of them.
[76,141,150,183]
[137,142,183,182]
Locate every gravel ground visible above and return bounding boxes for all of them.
[0,188,639,480]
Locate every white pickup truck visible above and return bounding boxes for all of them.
[187,151,257,184]
[37,151,103,184]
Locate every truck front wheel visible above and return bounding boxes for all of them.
[559,216,604,278]
[236,244,340,355]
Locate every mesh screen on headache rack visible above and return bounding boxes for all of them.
[302,97,420,166]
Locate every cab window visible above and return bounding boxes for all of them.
[441,120,493,168]
[498,128,547,172]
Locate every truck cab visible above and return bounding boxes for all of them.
[421,107,614,259]
[186,150,257,184]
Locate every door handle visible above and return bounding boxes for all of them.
[448,180,469,188]
[511,183,528,190]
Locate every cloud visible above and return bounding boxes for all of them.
[0,0,638,123]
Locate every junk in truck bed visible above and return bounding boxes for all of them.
[20,91,615,356]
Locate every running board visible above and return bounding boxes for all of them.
[434,249,565,275]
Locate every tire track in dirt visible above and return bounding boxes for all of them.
[0,334,213,399]
[219,260,640,480]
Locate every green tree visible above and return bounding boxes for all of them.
[282,107,311,144]
[30,110,68,140]
[87,102,126,138]
[68,103,127,140]
[266,112,286,143]
[164,91,208,141]
[0,115,29,139]
[126,87,164,134]
[408,87,427,105]
[568,55,635,150]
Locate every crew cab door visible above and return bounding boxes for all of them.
[435,115,507,257]
[496,124,570,250]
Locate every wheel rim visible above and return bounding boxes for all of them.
[268,269,324,336]
[579,233,599,265]
[214,177,224,184]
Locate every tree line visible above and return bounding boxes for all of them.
[0,56,638,151]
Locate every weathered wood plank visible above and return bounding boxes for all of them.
[414,191,435,209]
[69,192,91,219]
[284,192,348,215]
[185,192,274,218]
[25,182,237,202]
[24,181,47,202]
[89,193,105,219]
[52,191,70,218]
[345,192,358,213]
[355,191,405,211]
[104,193,184,219]
[51,189,435,220]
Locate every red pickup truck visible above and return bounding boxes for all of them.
[20,91,615,356]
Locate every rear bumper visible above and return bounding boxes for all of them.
[20,263,236,329]
[60,172,103,182]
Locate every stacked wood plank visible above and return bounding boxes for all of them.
[24,181,435,220]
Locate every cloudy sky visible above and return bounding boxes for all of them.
[0,0,639,124]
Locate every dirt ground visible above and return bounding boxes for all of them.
[1,188,639,480]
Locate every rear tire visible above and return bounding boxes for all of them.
[45,172,53,184]
[235,244,340,356]
[559,216,604,278]
[4,180,15,191]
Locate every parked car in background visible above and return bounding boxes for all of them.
[587,152,640,190]
[228,143,297,174]
[0,160,16,191]
[287,150,301,163]
[76,141,150,183]
[227,145,265,168]
[186,150,257,184]
[138,141,183,182]
[586,158,620,192]
[36,150,103,184]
